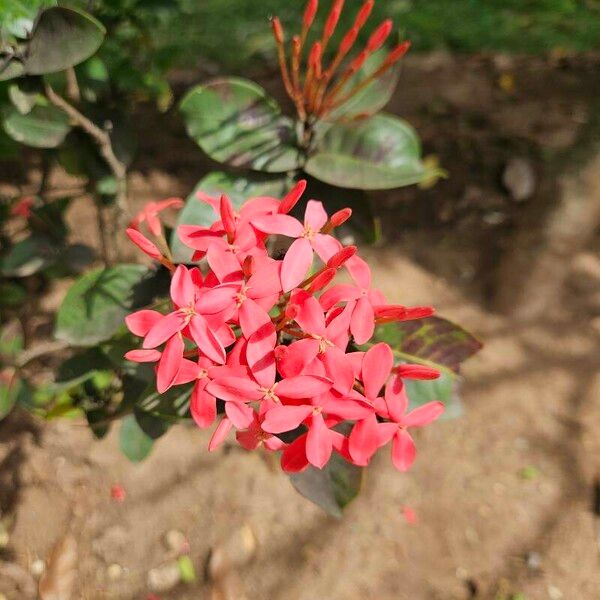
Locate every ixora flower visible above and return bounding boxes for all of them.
[125,181,444,473]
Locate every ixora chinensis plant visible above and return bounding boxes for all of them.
[179,0,443,192]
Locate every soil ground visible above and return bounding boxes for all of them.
[1,53,599,599]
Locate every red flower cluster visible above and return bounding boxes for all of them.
[125,182,443,473]
[271,0,411,121]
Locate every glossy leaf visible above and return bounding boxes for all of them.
[324,50,399,124]
[2,104,71,148]
[54,348,113,390]
[134,407,170,439]
[305,113,437,190]
[170,171,290,262]
[120,414,153,462]
[24,7,105,75]
[180,77,300,172]
[0,233,58,276]
[406,371,462,420]
[372,316,483,374]
[55,264,151,346]
[290,453,363,518]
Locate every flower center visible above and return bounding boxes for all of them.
[311,334,334,354]
[179,304,197,324]
[197,368,208,380]
[302,226,315,240]
[260,385,280,403]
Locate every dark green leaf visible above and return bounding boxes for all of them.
[2,104,71,148]
[171,171,290,263]
[54,264,151,346]
[0,320,23,360]
[86,407,110,438]
[0,233,57,276]
[0,281,27,306]
[180,77,300,173]
[54,348,113,390]
[290,453,363,518]
[371,316,482,374]
[61,243,95,272]
[305,113,436,190]
[120,414,154,462]
[24,7,105,75]
[0,0,55,39]
[405,371,463,420]
[134,407,170,439]
[138,384,192,422]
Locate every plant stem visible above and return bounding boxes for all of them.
[44,83,129,260]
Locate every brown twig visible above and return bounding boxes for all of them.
[44,83,128,261]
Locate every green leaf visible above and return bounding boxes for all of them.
[2,104,71,148]
[405,371,462,420]
[371,316,483,374]
[0,233,58,276]
[180,77,300,173]
[305,113,436,190]
[323,50,399,124]
[53,348,113,390]
[24,7,106,75]
[289,453,363,518]
[8,80,41,114]
[120,414,154,462]
[55,264,151,346]
[137,384,192,422]
[0,368,20,420]
[133,407,170,439]
[0,0,55,39]
[170,171,290,263]
[0,281,27,306]
[0,60,25,82]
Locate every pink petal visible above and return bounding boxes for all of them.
[384,374,408,422]
[125,309,162,337]
[206,244,243,283]
[126,228,161,260]
[306,413,333,469]
[156,334,184,393]
[402,401,445,428]
[173,358,199,384]
[240,195,280,218]
[236,428,259,450]
[293,293,326,335]
[321,346,354,394]
[319,284,361,310]
[311,233,341,263]
[146,212,162,237]
[346,255,372,289]
[264,435,285,452]
[281,237,313,292]
[208,417,232,451]
[304,199,328,230]
[225,401,255,429]
[196,284,236,314]
[178,225,223,251]
[206,375,262,402]
[348,414,380,466]
[362,342,393,400]
[246,261,281,298]
[351,296,375,344]
[190,383,216,428]
[246,322,277,388]
[189,314,225,364]
[262,405,313,434]
[143,311,186,348]
[239,297,271,338]
[124,349,161,363]
[170,265,196,308]
[251,214,304,237]
[281,434,309,473]
[275,375,332,399]
[324,397,373,421]
[275,338,320,377]
[391,429,416,471]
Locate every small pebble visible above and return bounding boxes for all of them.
[548,585,563,599]
[526,551,542,571]
[30,558,46,577]
[164,529,189,554]
[147,561,181,592]
[502,157,536,201]
[107,563,123,580]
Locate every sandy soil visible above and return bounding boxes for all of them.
[1,53,599,599]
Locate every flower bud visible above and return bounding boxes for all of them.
[330,207,352,228]
[385,40,411,65]
[375,305,435,321]
[308,41,322,72]
[126,228,162,260]
[303,0,319,29]
[349,49,368,73]
[279,180,307,214]
[271,16,284,44]
[324,0,345,39]
[327,245,356,269]
[220,194,236,240]
[339,27,359,55]
[307,268,336,293]
[354,0,374,29]
[395,364,441,380]
[366,19,393,53]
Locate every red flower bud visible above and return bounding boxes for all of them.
[278,179,307,214]
[395,364,441,380]
[126,228,162,261]
[327,245,357,269]
[375,305,435,321]
[324,0,345,39]
[385,40,411,65]
[303,0,319,29]
[271,16,284,44]
[329,207,352,227]
[339,26,359,55]
[354,0,374,29]
[307,268,336,293]
[220,194,236,241]
[367,19,393,53]
[350,49,368,72]
[308,41,322,71]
